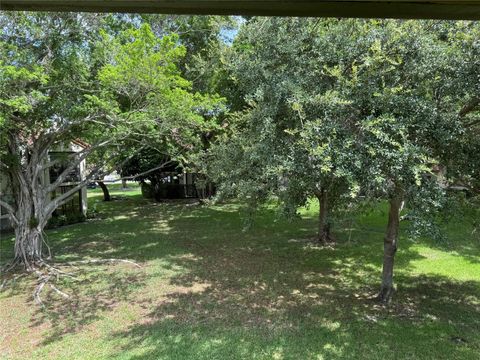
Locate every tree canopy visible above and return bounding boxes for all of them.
[0,14,224,269]
[207,18,480,301]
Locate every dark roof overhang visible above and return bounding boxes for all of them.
[1,1,480,20]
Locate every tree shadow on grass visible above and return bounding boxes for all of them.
[106,244,479,359]
[28,264,149,346]
[1,198,479,357]
[102,204,479,358]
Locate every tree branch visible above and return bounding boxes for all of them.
[0,199,16,215]
[45,138,113,193]
[466,117,480,128]
[44,164,106,217]
[45,144,140,214]
[0,199,19,226]
[118,160,173,181]
[459,96,480,118]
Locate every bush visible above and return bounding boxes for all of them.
[141,182,155,199]
[47,212,86,229]
[86,202,99,219]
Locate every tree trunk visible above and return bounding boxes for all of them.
[121,179,128,189]
[97,181,111,201]
[10,174,47,269]
[315,188,334,245]
[13,222,43,268]
[4,131,114,270]
[378,188,404,303]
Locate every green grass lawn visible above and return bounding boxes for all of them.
[0,186,479,359]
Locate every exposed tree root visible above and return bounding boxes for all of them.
[64,258,141,268]
[318,234,336,246]
[33,262,80,306]
[1,258,22,274]
[33,271,52,306]
[317,226,336,247]
[0,278,7,291]
[1,258,141,307]
[376,285,395,304]
[49,283,70,299]
[0,272,27,291]
[37,261,79,280]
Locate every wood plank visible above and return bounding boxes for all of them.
[1,1,480,20]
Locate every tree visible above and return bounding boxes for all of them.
[434,22,480,195]
[208,18,367,243]
[119,147,174,200]
[0,15,221,272]
[350,21,480,302]
[100,21,225,192]
[142,15,238,94]
[141,15,240,183]
[0,13,105,269]
[209,17,480,302]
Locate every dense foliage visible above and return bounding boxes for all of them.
[207,18,480,301]
[0,14,223,268]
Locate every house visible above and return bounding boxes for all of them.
[139,162,215,201]
[0,140,88,230]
